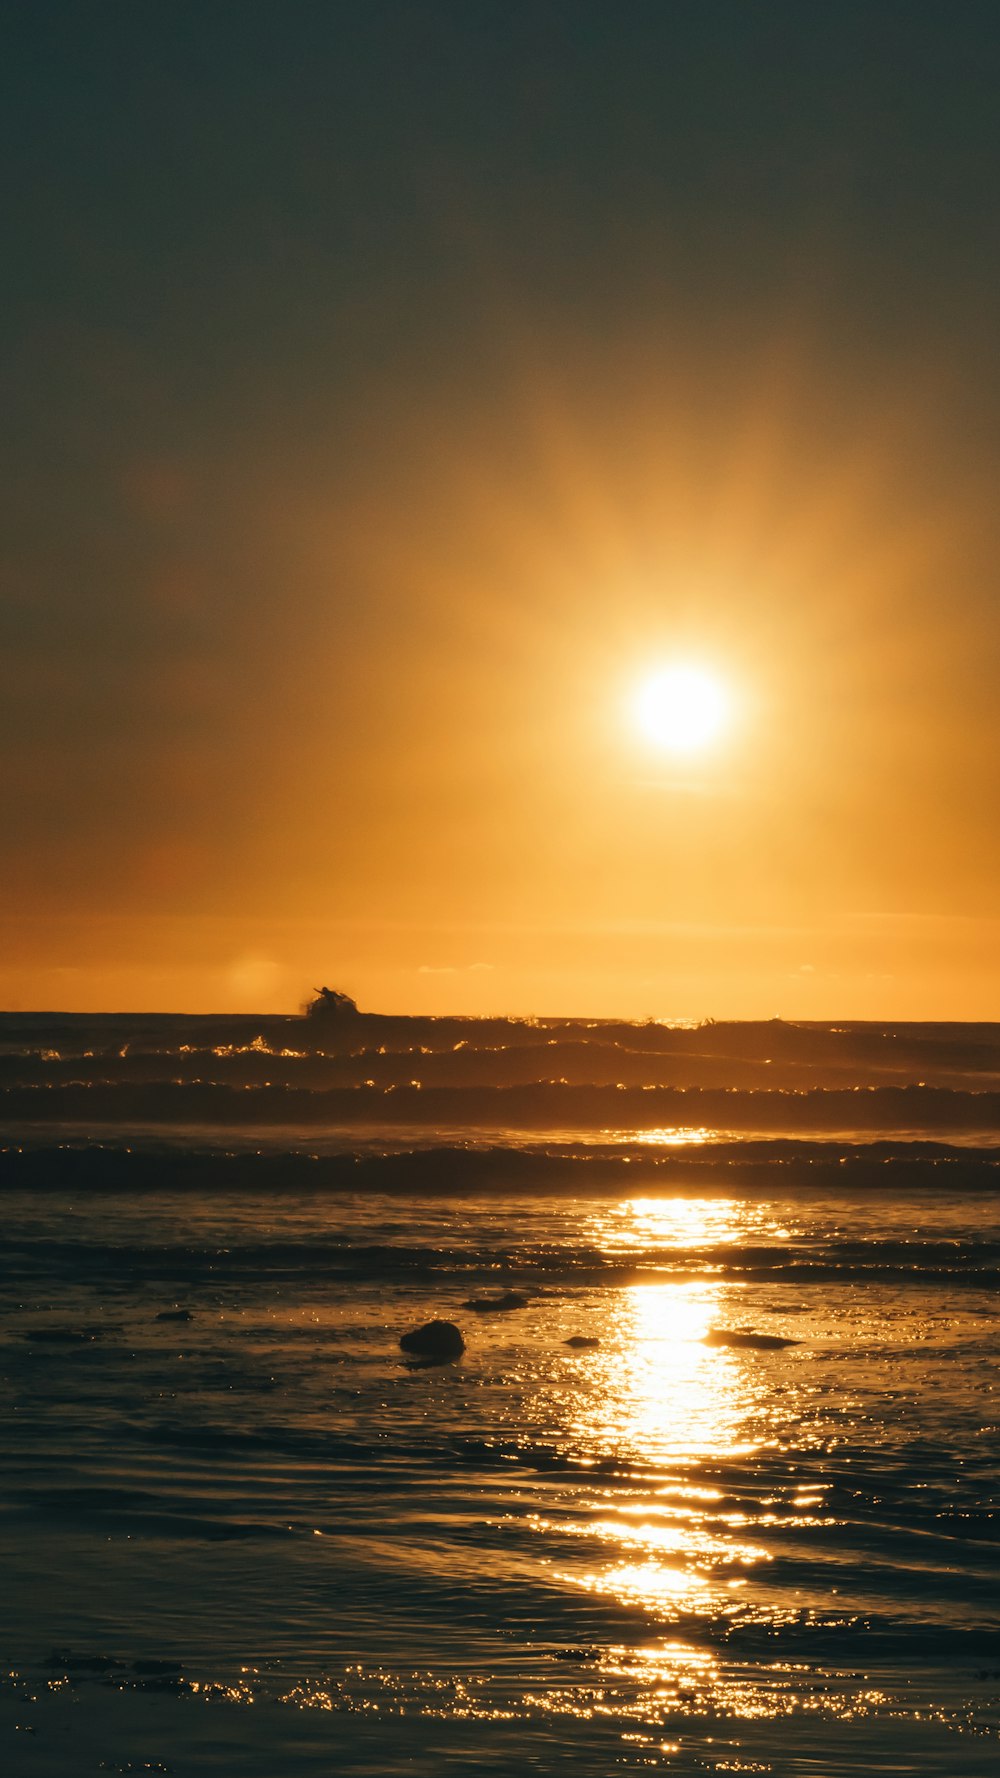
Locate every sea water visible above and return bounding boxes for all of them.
[1,1013,998,1775]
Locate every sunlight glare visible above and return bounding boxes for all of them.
[632,664,729,754]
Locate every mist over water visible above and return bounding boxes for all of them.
[2,1013,999,1775]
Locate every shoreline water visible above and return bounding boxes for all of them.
[2,1012,998,1774]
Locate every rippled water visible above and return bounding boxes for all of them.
[1,1014,999,1774]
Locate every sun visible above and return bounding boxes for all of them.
[631,664,730,755]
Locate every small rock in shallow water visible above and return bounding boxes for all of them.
[463,1291,529,1312]
[156,1308,194,1323]
[564,1335,600,1349]
[704,1328,799,1350]
[399,1320,465,1359]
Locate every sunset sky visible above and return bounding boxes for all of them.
[3,1,999,1017]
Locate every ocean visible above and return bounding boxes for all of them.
[1,1010,998,1776]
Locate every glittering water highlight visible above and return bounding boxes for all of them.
[1,1013,998,1774]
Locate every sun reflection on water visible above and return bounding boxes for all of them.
[599,1193,750,1250]
[539,1195,783,1636]
[559,1277,749,1461]
[609,1125,718,1147]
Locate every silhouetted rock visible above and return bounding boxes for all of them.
[564,1335,600,1349]
[156,1308,193,1323]
[399,1319,465,1359]
[462,1291,529,1313]
[305,986,360,1021]
[704,1328,799,1351]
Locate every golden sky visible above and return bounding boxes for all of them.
[3,5,999,1015]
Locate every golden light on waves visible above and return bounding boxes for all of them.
[531,1197,789,1636]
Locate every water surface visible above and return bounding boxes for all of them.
[1,1013,998,1773]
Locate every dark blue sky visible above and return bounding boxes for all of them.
[5,1,998,407]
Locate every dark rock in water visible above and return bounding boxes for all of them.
[399,1319,465,1359]
[463,1291,529,1313]
[564,1335,601,1349]
[156,1308,194,1323]
[704,1328,799,1351]
[45,1650,126,1673]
